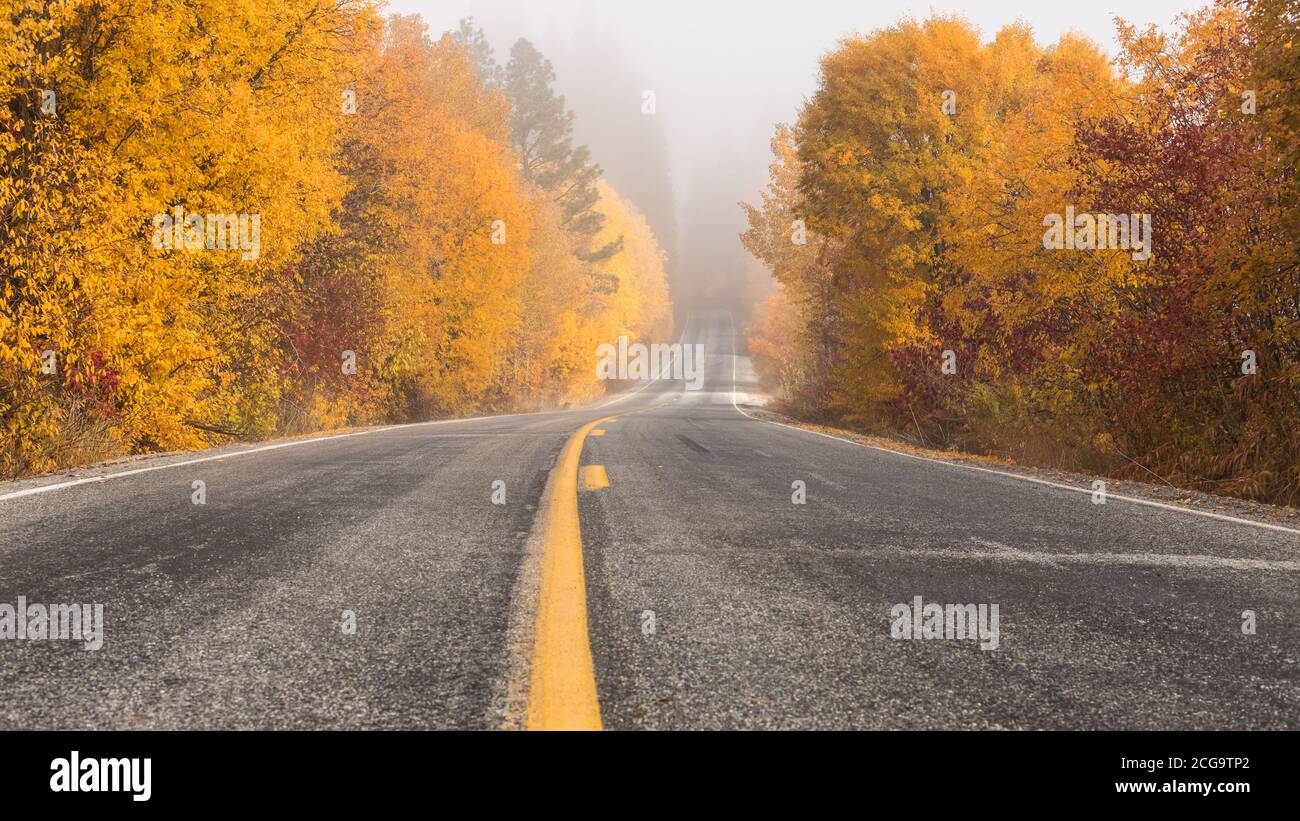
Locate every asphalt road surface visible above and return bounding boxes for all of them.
[2,310,1297,729]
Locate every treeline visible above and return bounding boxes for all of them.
[745,0,1300,505]
[1,3,671,477]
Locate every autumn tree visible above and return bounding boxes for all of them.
[1,0,379,472]
[751,6,1299,502]
[740,124,838,416]
[1073,2,1300,500]
[1,7,674,479]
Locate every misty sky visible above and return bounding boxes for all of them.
[388,0,1201,307]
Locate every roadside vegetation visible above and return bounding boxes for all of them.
[744,0,1300,506]
[1,4,672,478]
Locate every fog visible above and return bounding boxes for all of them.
[388,0,1194,315]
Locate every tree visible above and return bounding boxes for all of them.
[1,0,379,472]
[747,5,1300,503]
[504,38,621,262]
[453,17,504,89]
[1,8,675,479]
[740,124,838,416]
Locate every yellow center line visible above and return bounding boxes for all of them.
[525,414,619,730]
[581,465,610,490]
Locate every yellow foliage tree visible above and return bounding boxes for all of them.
[2,7,677,477]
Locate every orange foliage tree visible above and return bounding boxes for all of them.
[1,5,673,477]
[747,3,1300,503]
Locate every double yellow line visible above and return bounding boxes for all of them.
[523,415,618,730]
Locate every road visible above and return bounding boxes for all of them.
[1,310,1298,729]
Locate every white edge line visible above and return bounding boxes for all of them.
[0,406,577,503]
[0,428,394,502]
[725,311,1300,538]
[0,477,108,500]
[0,322,698,504]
